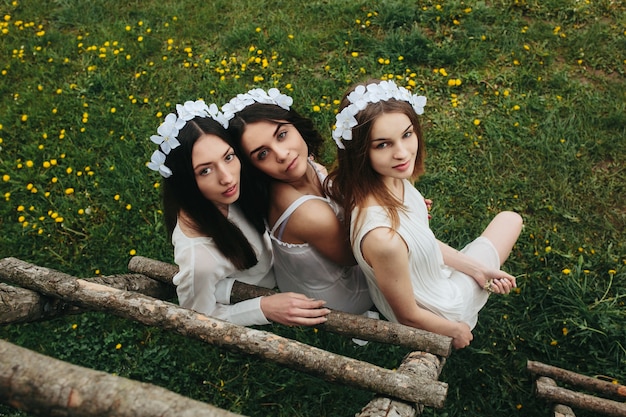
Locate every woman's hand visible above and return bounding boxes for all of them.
[260,292,330,326]
[451,322,473,349]
[424,198,432,220]
[481,269,517,294]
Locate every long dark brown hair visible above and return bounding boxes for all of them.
[325,80,426,234]
[161,116,260,270]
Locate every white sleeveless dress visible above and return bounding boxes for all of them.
[269,167,373,315]
[351,180,500,329]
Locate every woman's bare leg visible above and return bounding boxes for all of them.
[480,211,523,265]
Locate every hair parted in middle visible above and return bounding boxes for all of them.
[325,79,427,233]
[161,116,261,270]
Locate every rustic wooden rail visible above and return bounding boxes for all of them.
[0,256,452,416]
[528,360,626,417]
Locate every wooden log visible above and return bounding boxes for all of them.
[538,377,577,417]
[1,274,175,324]
[535,376,626,417]
[0,257,448,407]
[528,360,626,400]
[0,338,244,417]
[1,282,75,324]
[128,255,452,357]
[356,351,445,417]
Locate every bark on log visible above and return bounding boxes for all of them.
[535,376,626,417]
[0,257,448,408]
[1,274,175,324]
[538,378,577,417]
[0,339,244,417]
[128,256,452,357]
[528,360,626,400]
[356,351,445,417]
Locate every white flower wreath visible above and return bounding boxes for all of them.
[147,99,229,178]
[332,80,427,149]
[222,87,293,121]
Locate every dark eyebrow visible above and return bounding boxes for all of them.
[193,146,233,170]
[248,123,289,157]
[371,124,413,142]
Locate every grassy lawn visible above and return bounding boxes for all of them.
[1,0,625,416]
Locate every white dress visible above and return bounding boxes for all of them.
[268,166,373,314]
[171,204,275,326]
[351,180,500,329]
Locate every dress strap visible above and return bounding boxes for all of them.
[270,195,327,239]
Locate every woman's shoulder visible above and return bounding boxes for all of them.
[361,226,407,259]
[270,182,327,214]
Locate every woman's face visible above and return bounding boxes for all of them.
[368,112,418,183]
[239,120,309,183]
[191,133,241,213]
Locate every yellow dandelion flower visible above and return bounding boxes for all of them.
[115,343,122,350]
[21,114,28,122]
[65,188,74,195]
[550,340,558,346]
[473,119,480,126]
[562,268,571,275]
[562,327,568,336]
[129,249,137,256]
[2,174,9,181]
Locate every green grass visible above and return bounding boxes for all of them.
[1,0,625,416]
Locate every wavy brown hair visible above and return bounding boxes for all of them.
[325,80,426,235]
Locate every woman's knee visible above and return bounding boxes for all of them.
[496,211,523,231]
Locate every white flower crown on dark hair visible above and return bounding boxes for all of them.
[147,100,229,178]
[221,87,293,121]
[332,80,427,149]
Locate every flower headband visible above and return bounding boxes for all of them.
[332,80,427,149]
[222,87,293,121]
[147,99,229,178]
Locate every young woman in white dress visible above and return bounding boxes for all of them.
[224,89,373,315]
[325,80,523,349]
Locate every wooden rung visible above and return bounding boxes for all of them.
[128,255,453,356]
[535,376,626,417]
